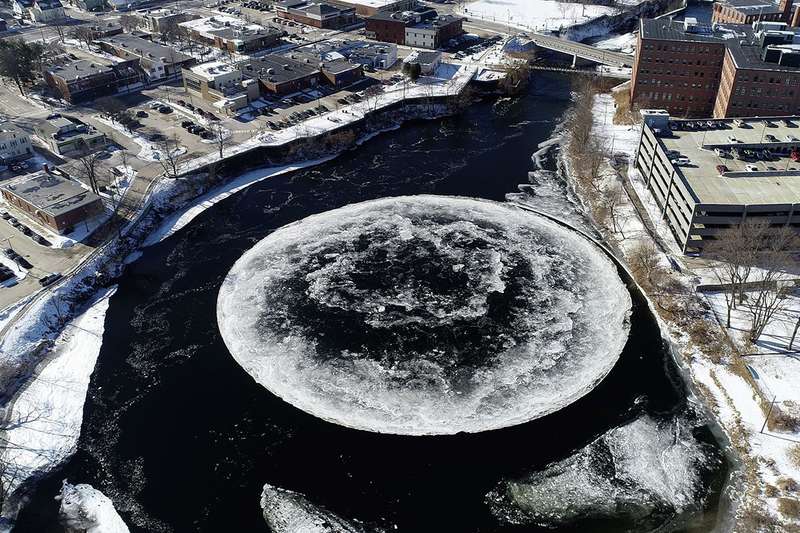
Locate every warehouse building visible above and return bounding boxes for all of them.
[634,110,800,253]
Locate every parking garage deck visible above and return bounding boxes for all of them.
[659,117,800,206]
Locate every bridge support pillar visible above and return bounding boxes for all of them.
[572,53,577,69]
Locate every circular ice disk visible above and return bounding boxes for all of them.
[217,196,631,435]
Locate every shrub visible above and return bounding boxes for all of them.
[778,498,800,519]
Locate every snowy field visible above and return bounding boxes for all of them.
[459,0,618,33]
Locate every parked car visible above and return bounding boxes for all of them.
[716,164,729,174]
[136,110,148,118]
[158,106,173,114]
[673,157,691,166]
[765,134,777,142]
[39,273,62,286]
[181,120,195,128]
[0,211,10,220]
[14,256,32,269]
[745,164,759,172]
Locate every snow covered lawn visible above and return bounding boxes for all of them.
[459,0,618,33]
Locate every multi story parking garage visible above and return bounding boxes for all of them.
[634,110,800,253]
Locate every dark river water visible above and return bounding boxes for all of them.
[15,74,729,533]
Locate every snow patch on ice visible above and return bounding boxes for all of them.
[261,484,379,533]
[488,416,714,527]
[58,481,129,533]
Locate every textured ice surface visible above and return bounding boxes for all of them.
[488,416,711,527]
[217,195,631,435]
[261,484,379,533]
[57,481,129,533]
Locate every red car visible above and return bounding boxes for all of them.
[791,149,800,162]
[716,164,729,174]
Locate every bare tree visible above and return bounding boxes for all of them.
[0,405,47,512]
[629,241,664,289]
[73,146,103,194]
[602,180,627,239]
[157,135,186,179]
[69,26,96,49]
[94,96,127,123]
[789,313,800,351]
[747,230,798,342]
[583,137,610,194]
[707,222,768,327]
[209,123,229,160]
[499,60,531,95]
[119,13,140,33]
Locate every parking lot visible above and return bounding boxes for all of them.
[0,213,90,310]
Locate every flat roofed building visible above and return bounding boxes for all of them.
[182,60,259,112]
[712,0,793,24]
[275,0,357,29]
[632,18,800,118]
[634,110,800,253]
[631,19,727,117]
[35,114,107,156]
[28,0,65,23]
[135,8,198,33]
[404,13,462,49]
[0,170,103,234]
[347,42,397,69]
[0,123,33,164]
[244,55,320,95]
[327,0,415,16]
[179,15,281,53]
[45,60,118,103]
[98,34,194,83]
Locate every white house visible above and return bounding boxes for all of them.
[29,0,66,23]
[0,123,33,164]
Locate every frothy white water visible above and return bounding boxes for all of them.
[261,484,379,533]
[57,481,130,533]
[218,196,631,435]
[488,416,710,527]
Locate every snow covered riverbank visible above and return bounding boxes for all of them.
[1,287,116,527]
[549,87,800,530]
[0,62,482,528]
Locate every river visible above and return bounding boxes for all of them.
[14,73,729,533]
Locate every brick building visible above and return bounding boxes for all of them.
[631,18,800,118]
[630,18,726,117]
[0,170,104,234]
[366,8,462,47]
[275,0,357,29]
[327,0,415,17]
[365,11,409,43]
[712,0,793,25]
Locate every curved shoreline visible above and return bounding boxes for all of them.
[0,93,470,528]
